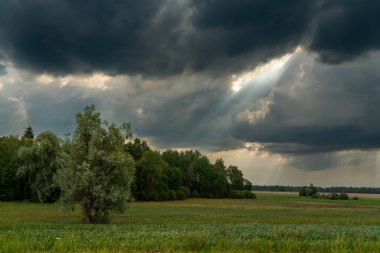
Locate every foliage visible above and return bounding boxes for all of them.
[253,184,380,194]
[0,106,254,205]
[243,179,253,191]
[229,190,256,199]
[134,150,187,201]
[22,126,34,140]
[0,136,24,200]
[17,131,61,203]
[55,105,135,223]
[299,183,318,197]
[125,138,150,161]
[226,165,244,190]
[162,149,251,199]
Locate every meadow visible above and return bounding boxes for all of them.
[1,193,380,252]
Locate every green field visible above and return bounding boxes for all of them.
[1,193,380,252]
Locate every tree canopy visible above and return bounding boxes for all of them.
[56,105,135,223]
[0,105,255,223]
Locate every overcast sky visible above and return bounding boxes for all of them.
[1,0,380,186]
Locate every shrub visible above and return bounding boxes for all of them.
[190,191,200,198]
[158,191,170,200]
[329,193,339,200]
[310,193,319,199]
[339,193,349,200]
[228,190,256,199]
[299,184,318,197]
[352,196,359,200]
[230,190,244,199]
[144,192,159,201]
[176,188,188,200]
[242,190,256,199]
[168,190,177,200]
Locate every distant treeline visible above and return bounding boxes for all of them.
[252,185,380,194]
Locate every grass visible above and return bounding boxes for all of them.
[1,194,380,252]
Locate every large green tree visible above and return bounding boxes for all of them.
[17,131,61,202]
[56,105,135,224]
[0,136,23,200]
[134,150,169,200]
[125,138,150,161]
[226,165,245,190]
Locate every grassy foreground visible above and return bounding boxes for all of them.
[1,194,380,252]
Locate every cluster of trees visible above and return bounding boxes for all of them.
[253,185,380,194]
[299,184,355,200]
[298,184,318,197]
[0,105,254,223]
[129,146,254,201]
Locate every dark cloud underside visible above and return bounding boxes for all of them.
[311,0,380,63]
[2,0,378,76]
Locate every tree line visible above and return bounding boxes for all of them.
[0,105,255,223]
[252,185,380,194]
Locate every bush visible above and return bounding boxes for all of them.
[310,193,319,199]
[242,190,256,199]
[143,192,159,201]
[228,190,256,199]
[352,196,359,200]
[339,193,349,200]
[299,184,318,197]
[190,191,200,198]
[230,190,244,199]
[176,188,189,200]
[167,190,177,200]
[328,193,339,200]
[158,191,170,200]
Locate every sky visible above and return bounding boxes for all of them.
[1,0,380,187]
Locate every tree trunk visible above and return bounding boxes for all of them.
[83,207,92,224]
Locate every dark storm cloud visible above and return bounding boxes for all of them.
[0,0,164,75]
[310,0,380,64]
[0,0,378,76]
[234,51,380,154]
[0,0,317,76]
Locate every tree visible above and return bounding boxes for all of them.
[134,150,169,200]
[17,131,61,202]
[22,126,34,140]
[125,138,150,161]
[226,165,244,190]
[206,159,229,197]
[56,105,135,223]
[0,136,23,200]
[299,183,318,197]
[243,179,253,191]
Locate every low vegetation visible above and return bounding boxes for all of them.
[1,196,380,252]
[299,184,358,200]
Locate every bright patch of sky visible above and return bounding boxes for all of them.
[231,47,302,92]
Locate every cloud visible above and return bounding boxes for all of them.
[1,0,380,77]
[0,0,316,77]
[1,0,380,168]
[0,64,6,76]
[310,0,380,64]
[234,50,380,154]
